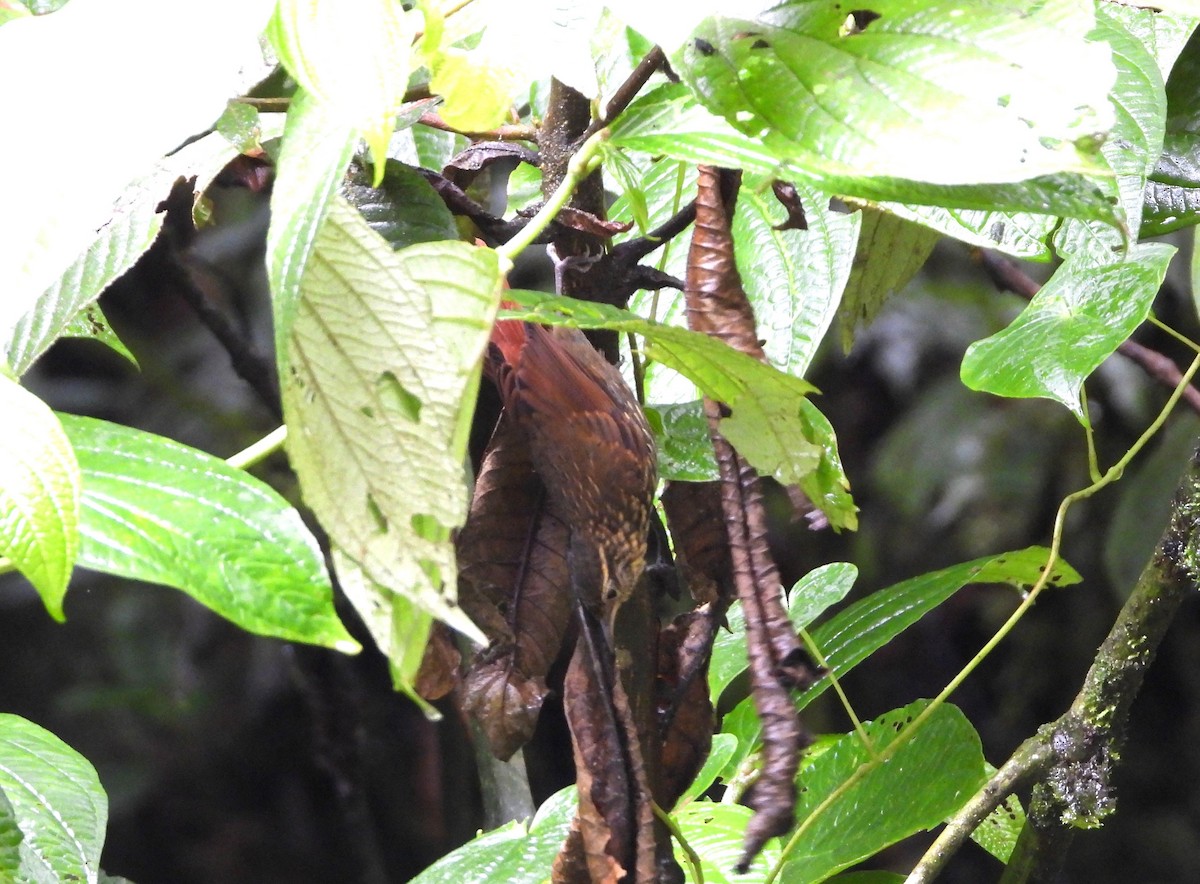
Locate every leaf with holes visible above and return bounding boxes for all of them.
[0,377,79,621]
[0,714,107,884]
[284,196,500,644]
[62,414,357,652]
[676,1,1114,186]
[670,801,782,883]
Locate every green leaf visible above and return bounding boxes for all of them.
[267,0,414,175]
[410,786,576,884]
[429,49,514,131]
[5,127,268,375]
[283,197,500,643]
[676,1,1114,186]
[826,874,906,884]
[672,801,782,883]
[0,785,21,878]
[961,243,1176,422]
[333,548,437,712]
[0,714,107,884]
[343,160,460,250]
[971,784,1026,864]
[267,89,360,381]
[611,84,1122,226]
[778,702,986,883]
[645,401,718,482]
[60,305,137,368]
[61,414,358,652]
[215,100,263,153]
[838,208,941,349]
[677,733,739,806]
[0,0,274,342]
[0,377,79,621]
[1055,3,1168,255]
[709,562,857,705]
[502,290,855,527]
[800,547,1080,712]
[867,202,1056,262]
[735,178,860,376]
[1145,18,1200,233]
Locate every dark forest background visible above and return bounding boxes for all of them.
[3,178,1198,884]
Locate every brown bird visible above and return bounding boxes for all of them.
[487,317,657,631]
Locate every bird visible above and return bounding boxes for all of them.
[485,315,657,633]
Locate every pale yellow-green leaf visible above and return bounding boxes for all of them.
[284,197,501,644]
[333,548,439,716]
[0,377,80,621]
[429,48,514,132]
[268,0,414,179]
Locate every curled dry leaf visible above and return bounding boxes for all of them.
[554,633,657,884]
[457,415,572,759]
[657,609,717,808]
[685,164,823,870]
[413,622,461,702]
[660,480,734,608]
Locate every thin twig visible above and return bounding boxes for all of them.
[611,199,698,265]
[654,802,704,884]
[417,111,538,142]
[227,425,288,469]
[584,46,667,139]
[975,248,1200,416]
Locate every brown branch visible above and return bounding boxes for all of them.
[584,46,667,139]
[909,444,1200,882]
[975,248,1200,416]
[417,111,538,143]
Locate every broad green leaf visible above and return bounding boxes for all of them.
[343,160,460,250]
[1055,4,1168,255]
[0,0,274,342]
[778,701,986,883]
[283,197,500,643]
[735,178,860,376]
[502,290,856,528]
[645,401,718,482]
[267,0,414,175]
[677,733,739,806]
[0,2,30,26]
[61,414,358,652]
[333,548,437,713]
[59,305,137,368]
[709,562,857,705]
[799,547,1081,712]
[0,377,79,621]
[267,89,359,379]
[1145,19,1200,233]
[961,243,1176,421]
[0,714,107,884]
[5,124,278,376]
[606,0,775,53]
[0,786,20,878]
[672,801,782,883]
[838,208,941,349]
[611,84,1123,226]
[971,785,1026,864]
[410,786,576,884]
[826,874,906,884]
[866,202,1057,262]
[676,1,1114,186]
